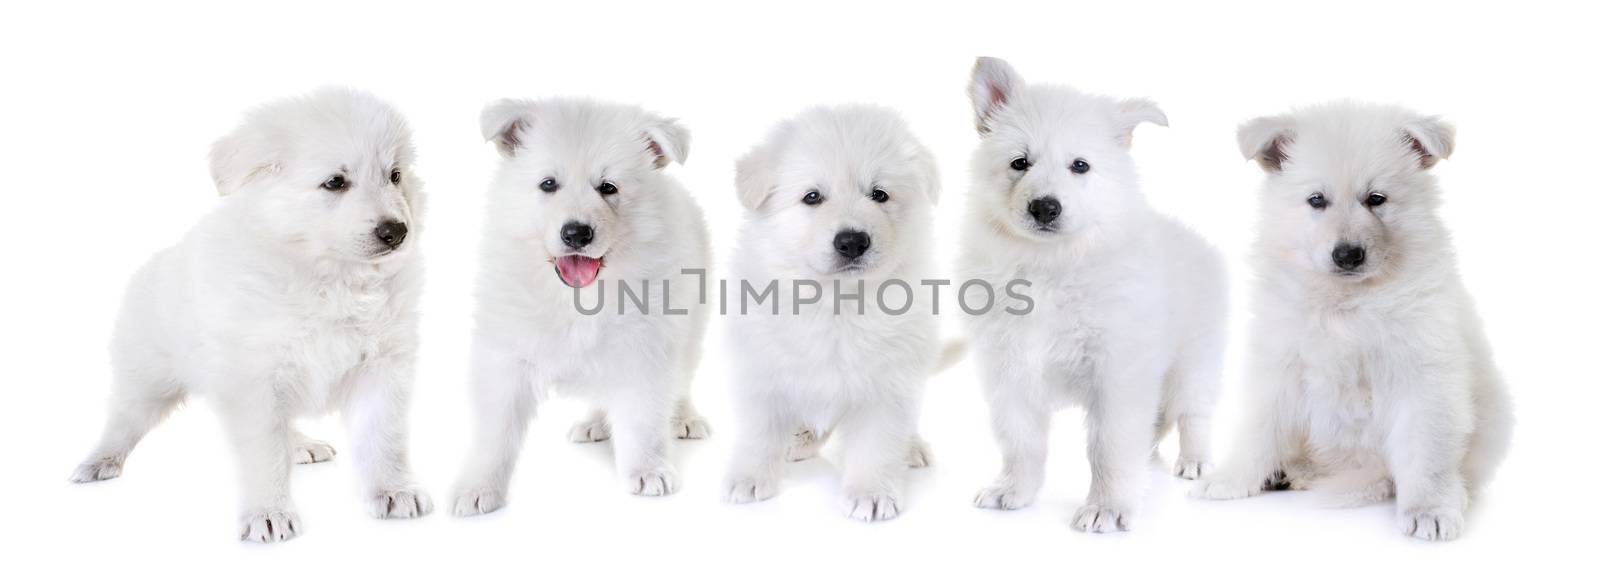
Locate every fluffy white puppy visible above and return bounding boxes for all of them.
[960,57,1228,532]
[722,105,941,521]
[1194,102,1513,541]
[453,98,710,515]
[70,88,433,542]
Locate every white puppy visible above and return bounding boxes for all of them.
[1194,102,1513,541]
[70,89,433,542]
[452,98,710,515]
[722,105,941,521]
[960,57,1228,532]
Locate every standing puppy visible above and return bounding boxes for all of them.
[71,89,433,542]
[453,98,710,516]
[722,105,941,521]
[961,57,1228,532]
[1195,103,1512,541]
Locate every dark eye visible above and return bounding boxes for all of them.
[1307,192,1327,209]
[321,175,347,191]
[1071,159,1091,174]
[802,190,823,206]
[1365,192,1388,207]
[539,178,559,193]
[1010,156,1031,171]
[389,169,402,184]
[597,181,618,196]
[870,188,889,203]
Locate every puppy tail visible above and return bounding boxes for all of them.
[1308,466,1395,508]
[934,339,968,373]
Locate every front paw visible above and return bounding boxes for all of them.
[974,482,1037,510]
[1071,503,1132,533]
[674,415,711,439]
[240,509,302,543]
[1173,457,1212,480]
[1400,507,1464,541]
[723,474,779,504]
[451,486,507,517]
[626,467,678,496]
[70,456,124,483]
[368,487,433,519]
[842,491,902,522]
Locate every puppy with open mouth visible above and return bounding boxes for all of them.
[70,89,433,542]
[452,98,711,515]
[722,105,943,521]
[1194,103,1513,541]
[960,57,1229,532]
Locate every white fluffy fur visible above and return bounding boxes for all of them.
[452,98,711,515]
[70,88,433,542]
[1194,102,1513,542]
[959,58,1228,532]
[722,105,941,521]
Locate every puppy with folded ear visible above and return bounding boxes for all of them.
[1195,102,1512,542]
[960,57,1228,533]
[70,88,433,542]
[452,98,711,516]
[722,105,941,522]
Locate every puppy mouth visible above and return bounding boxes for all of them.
[552,255,604,288]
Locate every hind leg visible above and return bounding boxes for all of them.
[672,397,710,440]
[71,378,182,483]
[1167,343,1222,480]
[291,428,336,464]
[567,408,611,443]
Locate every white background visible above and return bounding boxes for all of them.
[2,1,1595,581]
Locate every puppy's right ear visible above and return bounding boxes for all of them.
[969,57,1024,135]
[735,141,778,211]
[1237,115,1295,172]
[208,127,276,196]
[480,99,535,157]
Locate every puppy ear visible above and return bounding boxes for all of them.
[968,57,1024,134]
[1401,115,1455,169]
[207,127,276,196]
[1237,115,1296,172]
[909,142,942,205]
[642,116,691,169]
[734,142,778,211]
[480,99,535,157]
[1115,98,1168,147]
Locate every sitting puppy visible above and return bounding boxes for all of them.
[452,98,710,516]
[70,89,433,542]
[1194,102,1513,542]
[722,105,941,521]
[960,57,1228,532]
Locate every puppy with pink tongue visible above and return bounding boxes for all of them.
[452,98,713,516]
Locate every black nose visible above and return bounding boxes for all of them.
[1027,197,1062,225]
[833,230,872,260]
[374,220,408,249]
[1332,243,1366,270]
[561,222,595,249]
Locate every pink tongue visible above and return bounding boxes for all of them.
[553,255,602,288]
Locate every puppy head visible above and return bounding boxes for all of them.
[1239,102,1454,282]
[735,105,938,277]
[967,57,1167,244]
[209,88,422,263]
[480,98,688,288]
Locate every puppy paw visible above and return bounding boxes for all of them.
[625,467,678,496]
[1400,507,1464,541]
[292,439,336,464]
[674,415,711,440]
[451,486,507,517]
[1071,503,1132,533]
[368,487,433,519]
[723,474,779,504]
[1191,478,1263,500]
[973,483,1037,510]
[240,509,301,543]
[70,456,125,483]
[787,430,825,462]
[1173,458,1212,480]
[842,491,901,522]
[567,418,611,443]
[907,439,932,469]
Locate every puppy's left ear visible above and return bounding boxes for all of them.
[969,57,1024,135]
[642,116,690,169]
[1114,98,1169,148]
[1401,115,1455,169]
[908,142,942,205]
[480,99,535,157]
[208,127,276,196]
[735,141,777,210]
